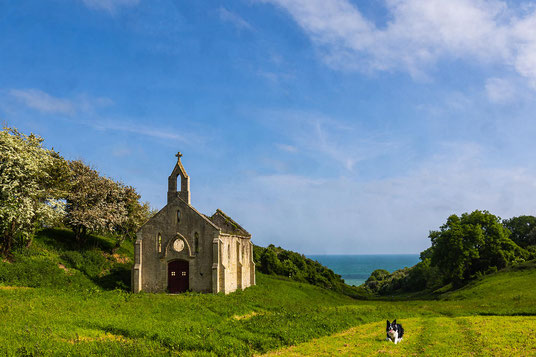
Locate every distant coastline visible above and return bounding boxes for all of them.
[307,254,420,286]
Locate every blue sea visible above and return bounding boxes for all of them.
[307,254,420,286]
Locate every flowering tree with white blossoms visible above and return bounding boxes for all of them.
[0,127,67,256]
[64,160,128,242]
[1,126,152,254]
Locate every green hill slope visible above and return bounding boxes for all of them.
[0,273,365,356]
[0,228,133,291]
[0,229,367,355]
[0,229,535,356]
[438,261,536,307]
[263,265,536,356]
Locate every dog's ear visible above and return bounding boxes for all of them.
[393,319,396,325]
[386,320,390,326]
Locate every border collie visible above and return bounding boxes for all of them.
[386,319,404,344]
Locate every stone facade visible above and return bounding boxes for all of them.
[132,153,255,294]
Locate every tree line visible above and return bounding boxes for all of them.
[0,126,153,257]
[365,210,536,295]
[253,244,365,297]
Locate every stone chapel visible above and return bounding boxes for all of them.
[132,153,255,294]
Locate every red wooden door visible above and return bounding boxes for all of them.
[168,260,189,293]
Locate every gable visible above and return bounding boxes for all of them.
[137,196,220,236]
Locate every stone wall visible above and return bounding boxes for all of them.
[132,154,256,294]
[134,196,220,293]
[217,234,255,294]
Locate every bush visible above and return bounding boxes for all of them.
[364,269,390,293]
[61,250,85,270]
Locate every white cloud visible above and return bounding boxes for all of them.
[485,77,517,103]
[5,88,194,143]
[262,0,536,87]
[260,109,398,172]
[90,120,190,142]
[219,7,253,31]
[256,70,294,85]
[111,146,132,157]
[9,89,75,115]
[275,143,298,153]
[81,0,140,13]
[203,142,536,254]
[8,89,112,116]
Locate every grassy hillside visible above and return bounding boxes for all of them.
[0,228,133,291]
[0,229,535,356]
[265,264,536,356]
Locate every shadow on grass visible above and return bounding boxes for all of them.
[82,322,214,353]
[35,228,116,253]
[31,228,132,292]
[94,265,131,291]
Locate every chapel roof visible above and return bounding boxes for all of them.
[209,209,251,237]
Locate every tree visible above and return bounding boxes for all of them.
[404,258,442,291]
[429,210,524,284]
[259,246,283,275]
[0,127,66,256]
[64,160,127,241]
[364,269,390,293]
[503,216,536,248]
[111,185,153,253]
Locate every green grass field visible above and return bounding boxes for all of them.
[263,316,536,356]
[0,229,535,356]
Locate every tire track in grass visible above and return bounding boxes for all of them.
[420,317,486,356]
[412,316,433,356]
[412,317,458,356]
[454,317,481,356]
[261,318,424,356]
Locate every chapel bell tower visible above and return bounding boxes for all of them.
[167,152,191,204]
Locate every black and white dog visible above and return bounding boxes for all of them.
[386,320,404,344]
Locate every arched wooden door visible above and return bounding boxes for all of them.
[168,260,189,293]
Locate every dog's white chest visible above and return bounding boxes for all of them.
[387,330,402,344]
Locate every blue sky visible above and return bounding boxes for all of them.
[2,0,536,254]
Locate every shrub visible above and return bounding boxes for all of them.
[253,244,359,296]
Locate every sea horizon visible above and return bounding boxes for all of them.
[307,254,421,287]
[306,253,420,256]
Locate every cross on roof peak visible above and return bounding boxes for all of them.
[175,152,182,160]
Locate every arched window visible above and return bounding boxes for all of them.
[228,243,230,260]
[157,233,162,253]
[194,232,199,254]
[177,210,181,224]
